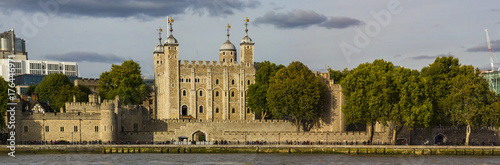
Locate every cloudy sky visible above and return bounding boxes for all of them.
[1,0,500,78]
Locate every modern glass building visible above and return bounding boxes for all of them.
[14,74,79,95]
[482,71,500,94]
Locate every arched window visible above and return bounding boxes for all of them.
[216,108,219,113]
[182,90,186,96]
[199,106,204,113]
[231,92,234,97]
[216,91,219,97]
[223,52,225,55]
[199,90,203,96]
[223,59,225,62]
[216,79,219,84]
[247,108,250,113]
[231,80,234,85]
[230,59,233,62]
[247,80,250,85]
[232,108,235,113]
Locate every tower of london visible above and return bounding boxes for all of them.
[154,20,256,121]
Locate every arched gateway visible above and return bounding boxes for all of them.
[192,131,206,142]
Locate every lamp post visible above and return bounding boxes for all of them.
[278,133,280,145]
[494,133,497,146]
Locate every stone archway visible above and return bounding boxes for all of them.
[435,134,445,144]
[192,130,206,142]
[181,105,188,116]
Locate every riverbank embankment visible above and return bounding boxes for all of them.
[1,145,500,155]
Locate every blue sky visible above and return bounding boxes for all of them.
[1,0,499,78]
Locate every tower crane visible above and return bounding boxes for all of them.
[485,29,494,71]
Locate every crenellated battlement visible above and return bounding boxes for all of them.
[179,60,245,68]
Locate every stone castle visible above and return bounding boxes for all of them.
[3,19,498,145]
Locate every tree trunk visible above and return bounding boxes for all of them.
[465,122,471,146]
[391,125,404,145]
[296,120,301,132]
[368,122,375,145]
[261,112,267,119]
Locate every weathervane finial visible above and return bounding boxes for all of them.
[226,23,231,40]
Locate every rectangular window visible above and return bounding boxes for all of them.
[24,126,28,132]
[95,126,99,132]
[60,127,64,132]
[133,123,138,132]
[45,126,49,132]
[74,126,78,132]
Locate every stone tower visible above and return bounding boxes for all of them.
[240,18,255,67]
[155,17,180,120]
[219,24,237,63]
[153,27,164,119]
[164,18,180,120]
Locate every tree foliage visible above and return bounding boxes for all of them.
[246,61,284,119]
[34,74,86,111]
[340,59,398,143]
[390,67,434,143]
[444,65,495,145]
[0,77,8,128]
[98,60,151,105]
[267,61,327,131]
[420,56,461,125]
[328,68,349,84]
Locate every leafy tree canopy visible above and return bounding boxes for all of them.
[34,73,86,111]
[98,60,151,105]
[0,77,8,127]
[247,61,284,119]
[267,61,327,131]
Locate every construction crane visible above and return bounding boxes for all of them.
[485,29,494,71]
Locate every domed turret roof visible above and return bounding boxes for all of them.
[220,40,236,51]
[240,35,253,44]
[154,44,164,53]
[165,34,178,45]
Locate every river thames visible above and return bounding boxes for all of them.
[1,153,499,165]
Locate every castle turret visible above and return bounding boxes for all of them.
[240,17,255,67]
[220,24,237,63]
[157,17,180,119]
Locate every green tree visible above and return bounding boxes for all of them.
[0,77,8,128]
[76,85,92,102]
[246,61,284,119]
[420,56,461,125]
[444,66,494,145]
[267,61,327,132]
[390,67,434,144]
[34,73,86,111]
[328,67,349,84]
[98,60,151,105]
[340,59,398,143]
[26,84,37,96]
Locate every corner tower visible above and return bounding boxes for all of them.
[156,17,180,120]
[220,24,237,63]
[240,17,255,67]
[153,27,164,119]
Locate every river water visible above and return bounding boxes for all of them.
[1,154,499,165]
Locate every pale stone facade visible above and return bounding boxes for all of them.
[153,24,256,121]
[1,21,399,145]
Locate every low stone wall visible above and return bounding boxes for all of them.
[2,144,499,155]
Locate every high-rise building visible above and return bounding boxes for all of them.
[0,29,28,60]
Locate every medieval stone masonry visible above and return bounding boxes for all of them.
[5,19,497,145]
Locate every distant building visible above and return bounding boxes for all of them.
[14,74,79,95]
[482,70,500,94]
[0,29,27,60]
